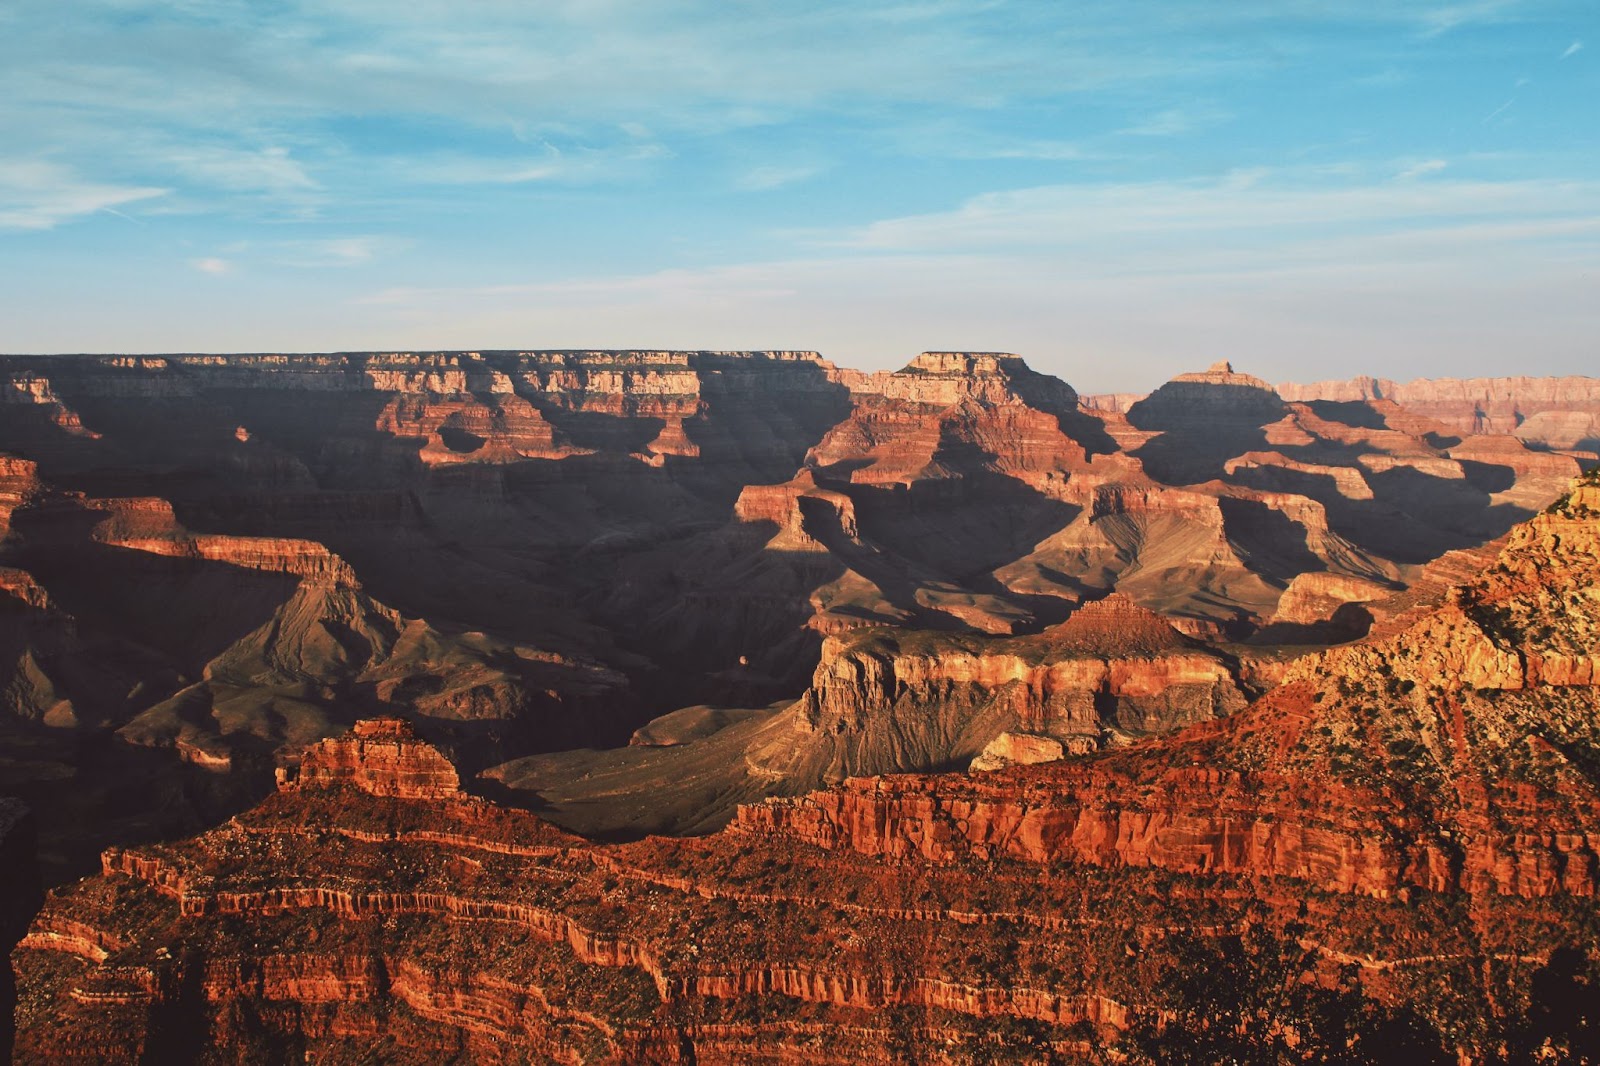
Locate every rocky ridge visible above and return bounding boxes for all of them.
[15,475,1600,1061]
[742,472,1600,899]
[0,350,1589,874]
[1277,374,1600,454]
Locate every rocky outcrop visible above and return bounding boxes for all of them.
[742,472,1600,902]
[1256,571,1395,642]
[969,731,1066,771]
[280,718,462,799]
[10,708,1566,1064]
[782,595,1250,771]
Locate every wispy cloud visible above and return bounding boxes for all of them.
[1120,106,1230,137]
[345,164,1600,390]
[406,143,669,186]
[191,257,232,275]
[835,168,1600,256]
[1483,97,1515,123]
[0,160,167,230]
[1561,39,1583,59]
[167,145,318,196]
[1418,0,1524,36]
[1395,158,1447,180]
[734,164,824,191]
[0,0,1580,229]
[272,236,406,268]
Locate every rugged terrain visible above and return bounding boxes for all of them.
[11,470,1600,1063]
[1,351,1587,867]
[1277,375,1600,455]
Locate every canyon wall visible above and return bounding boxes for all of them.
[1,350,1590,879]
[1277,374,1600,452]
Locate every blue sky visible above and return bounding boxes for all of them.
[1,0,1595,391]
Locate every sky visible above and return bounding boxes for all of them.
[0,0,1595,392]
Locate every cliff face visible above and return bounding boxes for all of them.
[0,712,1554,1062]
[789,595,1249,766]
[0,351,1588,885]
[1277,374,1600,452]
[18,478,1600,1064]
[741,473,1600,901]
[0,456,631,884]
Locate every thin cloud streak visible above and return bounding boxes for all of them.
[836,171,1600,253]
[0,160,168,230]
[346,166,1600,389]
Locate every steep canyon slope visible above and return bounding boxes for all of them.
[12,469,1600,1063]
[0,351,1588,868]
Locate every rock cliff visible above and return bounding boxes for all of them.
[17,473,1600,1064]
[1277,374,1600,453]
[0,351,1587,892]
[741,471,1600,900]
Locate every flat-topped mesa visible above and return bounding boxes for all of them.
[1148,360,1282,406]
[732,470,859,552]
[84,497,357,585]
[279,718,462,800]
[0,349,842,399]
[857,352,1079,411]
[790,606,1246,764]
[1125,363,1288,484]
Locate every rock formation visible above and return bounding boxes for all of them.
[14,472,1600,1062]
[1277,374,1600,454]
[746,471,1600,899]
[1,351,1590,887]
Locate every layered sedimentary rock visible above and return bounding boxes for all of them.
[0,456,629,883]
[484,593,1260,839]
[1278,374,1600,453]
[747,472,1600,900]
[16,476,1600,1062]
[790,594,1247,760]
[281,718,463,799]
[0,350,1588,890]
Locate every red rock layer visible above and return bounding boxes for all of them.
[0,353,1587,885]
[0,732,1502,1060]
[1278,374,1600,451]
[742,474,1600,901]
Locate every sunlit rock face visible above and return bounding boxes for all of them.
[14,474,1600,1063]
[750,473,1600,898]
[1276,373,1600,454]
[0,350,1585,882]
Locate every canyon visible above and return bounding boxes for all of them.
[9,467,1600,1062]
[2,352,1588,857]
[3,350,1599,1061]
